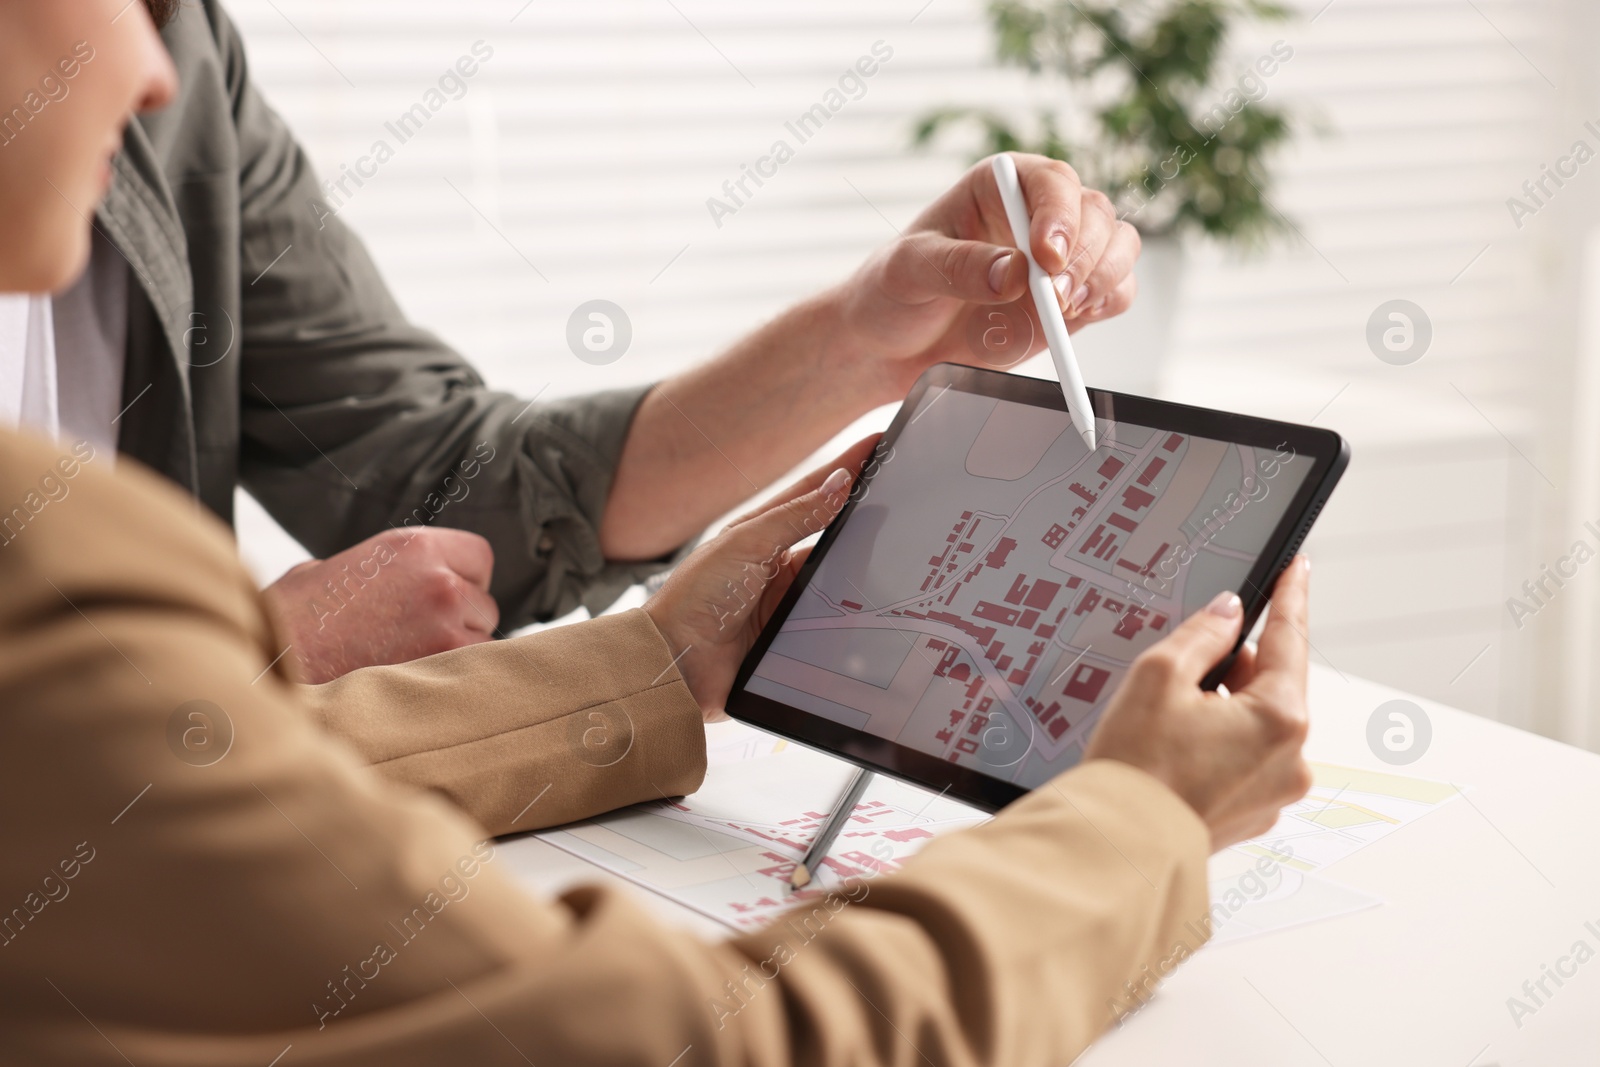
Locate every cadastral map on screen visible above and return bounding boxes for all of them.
[746,387,1313,788]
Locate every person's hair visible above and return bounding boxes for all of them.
[144,0,181,28]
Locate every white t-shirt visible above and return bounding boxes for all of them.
[0,294,60,438]
[0,231,128,456]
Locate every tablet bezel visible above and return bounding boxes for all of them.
[725,363,1350,813]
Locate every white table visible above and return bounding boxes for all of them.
[497,665,1600,1065]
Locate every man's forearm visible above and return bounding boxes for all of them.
[600,288,896,561]
[599,151,1144,565]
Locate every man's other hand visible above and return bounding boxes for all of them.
[1084,556,1314,852]
[828,152,1141,401]
[262,527,499,684]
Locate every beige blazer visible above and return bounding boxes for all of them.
[0,428,1211,1065]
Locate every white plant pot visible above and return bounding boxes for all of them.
[1066,234,1185,398]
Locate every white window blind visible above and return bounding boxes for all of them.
[226,0,1578,732]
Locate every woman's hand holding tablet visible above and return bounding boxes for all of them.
[643,436,878,721]
[1085,556,1314,850]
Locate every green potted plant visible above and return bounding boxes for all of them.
[914,0,1299,394]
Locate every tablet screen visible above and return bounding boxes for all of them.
[744,385,1317,789]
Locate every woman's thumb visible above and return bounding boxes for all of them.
[1148,590,1246,684]
[700,470,852,635]
[728,467,853,563]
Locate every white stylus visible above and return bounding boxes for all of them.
[990,153,1098,453]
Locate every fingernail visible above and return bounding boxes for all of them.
[1048,234,1067,262]
[1070,284,1091,310]
[1206,591,1242,619]
[820,468,852,499]
[1053,273,1072,298]
[988,252,1013,294]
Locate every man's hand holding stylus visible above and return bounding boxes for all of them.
[826,152,1141,404]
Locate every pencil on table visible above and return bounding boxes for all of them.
[789,769,873,890]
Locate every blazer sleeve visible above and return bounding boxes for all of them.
[296,609,709,835]
[0,429,1211,1067]
[197,0,688,627]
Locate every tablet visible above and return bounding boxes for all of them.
[726,363,1349,812]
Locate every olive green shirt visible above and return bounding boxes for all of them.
[90,0,671,626]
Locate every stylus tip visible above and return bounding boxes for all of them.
[1080,425,1097,452]
[789,866,812,890]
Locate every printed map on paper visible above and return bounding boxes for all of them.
[538,723,1462,941]
[540,725,986,930]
